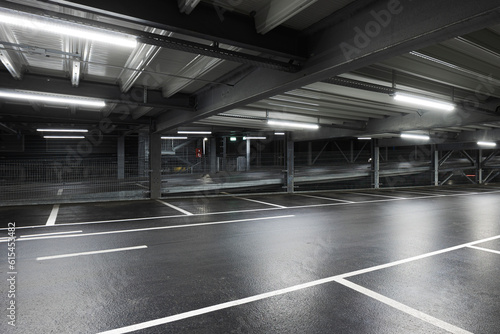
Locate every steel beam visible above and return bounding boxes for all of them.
[0,72,194,111]
[38,0,304,59]
[155,0,500,132]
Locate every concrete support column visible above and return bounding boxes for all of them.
[286,133,295,193]
[246,139,251,171]
[117,136,125,180]
[149,133,162,199]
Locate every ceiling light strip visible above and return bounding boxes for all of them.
[0,90,105,108]
[477,141,496,147]
[268,119,319,130]
[394,92,454,111]
[37,129,88,133]
[400,133,430,140]
[0,9,137,48]
[178,131,212,135]
[44,136,85,139]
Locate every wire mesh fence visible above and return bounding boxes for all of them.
[0,158,149,205]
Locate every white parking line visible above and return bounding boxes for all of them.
[46,204,60,226]
[36,245,147,261]
[97,233,500,334]
[20,230,83,238]
[334,278,472,334]
[297,194,355,203]
[467,245,500,255]
[397,190,446,197]
[235,196,287,208]
[4,215,295,242]
[351,192,407,199]
[156,200,193,215]
[4,189,500,230]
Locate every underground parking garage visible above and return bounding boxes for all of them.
[1,0,500,333]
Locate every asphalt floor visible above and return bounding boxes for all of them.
[1,184,500,333]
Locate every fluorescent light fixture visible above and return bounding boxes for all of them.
[358,137,372,140]
[477,141,497,147]
[44,136,85,139]
[230,137,237,142]
[161,136,188,140]
[268,119,319,130]
[394,92,455,111]
[178,131,212,135]
[243,136,266,140]
[0,9,137,48]
[37,129,88,133]
[401,133,430,140]
[274,132,285,136]
[0,90,105,108]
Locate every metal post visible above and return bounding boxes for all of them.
[210,138,216,173]
[222,137,227,171]
[477,148,483,184]
[149,133,162,199]
[287,133,295,193]
[374,144,380,189]
[350,140,354,163]
[433,146,439,186]
[117,136,125,180]
[308,142,312,166]
[246,138,251,171]
[138,133,148,177]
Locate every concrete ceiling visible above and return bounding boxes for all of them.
[0,0,499,146]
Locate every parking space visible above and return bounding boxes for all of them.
[1,185,500,333]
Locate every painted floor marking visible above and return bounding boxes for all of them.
[297,193,355,203]
[467,245,500,255]
[20,230,83,238]
[156,200,193,216]
[4,189,500,230]
[36,245,147,261]
[351,192,407,200]
[45,204,60,226]
[97,234,500,334]
[334,278,472,334]
[397,190,446,197]
[338,234,500,279]
[45,188,63,226]
[235,196,287,208]
[5,215,295,242]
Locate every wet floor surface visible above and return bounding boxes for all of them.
[1,184,500,333]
